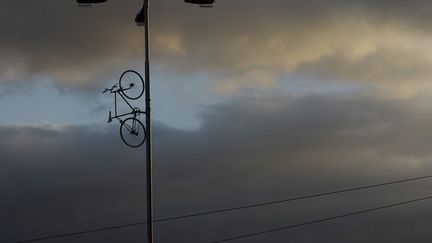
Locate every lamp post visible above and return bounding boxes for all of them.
[76,0,215,242]
[136,1,153,243]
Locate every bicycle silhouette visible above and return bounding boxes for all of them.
[103,70,146,148]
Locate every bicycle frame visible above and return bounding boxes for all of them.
[109,86,146,123]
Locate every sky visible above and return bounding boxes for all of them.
[3,0,432,242]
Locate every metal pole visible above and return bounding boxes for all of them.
[143,0,153,242]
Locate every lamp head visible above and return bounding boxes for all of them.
[184,0,215,7]
[77,0,107,7]
[135,7,145,26]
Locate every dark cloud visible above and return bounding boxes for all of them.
[3,94,432,243]
[0,0,143,90]
[3,0,432,94]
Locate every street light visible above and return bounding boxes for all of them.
[134,0,215,25]
[184,0,215,8]
[76,0,107,7]
[76,0,215,243]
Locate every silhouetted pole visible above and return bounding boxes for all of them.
[143,0,153,243]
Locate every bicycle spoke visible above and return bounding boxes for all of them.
[123,123,133,133]
[120,118,146,148]
[119,70,144,100]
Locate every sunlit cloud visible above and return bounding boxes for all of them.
[3,0,432,97]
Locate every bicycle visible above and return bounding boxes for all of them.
[103,70,147,148]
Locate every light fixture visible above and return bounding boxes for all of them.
[184,0,215,8]
[135,7,145,26]
[76,0,107,7]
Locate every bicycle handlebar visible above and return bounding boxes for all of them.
[102,84,118,94]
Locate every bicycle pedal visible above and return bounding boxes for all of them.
[108,111,112,123]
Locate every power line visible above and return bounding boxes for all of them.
[15,222,147,243]
[16,174,432,243]
[155,174,432,222]
[212,194,432,242]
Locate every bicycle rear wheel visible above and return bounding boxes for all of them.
[119,70,145,100]
[120,117,146,148]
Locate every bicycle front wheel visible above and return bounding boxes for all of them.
[120,118,146,148]
[119,70,145,100]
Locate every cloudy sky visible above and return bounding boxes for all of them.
[3,0,432,242]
